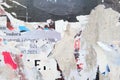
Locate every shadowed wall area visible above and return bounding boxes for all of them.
[4,0,101,22]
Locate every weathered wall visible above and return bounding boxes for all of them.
[82,5,120,80]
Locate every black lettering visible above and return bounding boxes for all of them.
[35,60,40,66]
[44,66,46,70]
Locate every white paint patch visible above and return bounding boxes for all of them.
[11,12,17,17]
[97,41,120,65]
[0,2,12,8]
[55,20,68,37]
[97,41,112,52]
[102,0,104,3]
[68,69,81,80]
[76,15,88,25]
[12,1,27,8]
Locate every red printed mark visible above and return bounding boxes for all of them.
[19,54,23,58]
[7,22,14,30]
[0,38,2,45]
[2,51,17,70]
[0,38,2,42]
[74,39,80,50]
[77,63,83,70]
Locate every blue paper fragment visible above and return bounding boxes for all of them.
[19,26,30,32]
